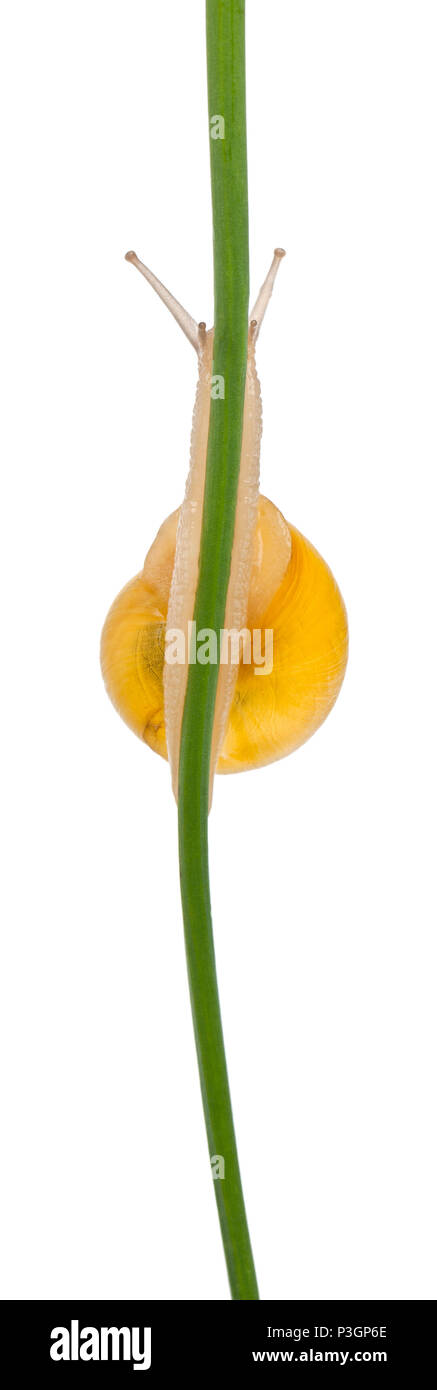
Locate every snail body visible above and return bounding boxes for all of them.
[101,252,348,792]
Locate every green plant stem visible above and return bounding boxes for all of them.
[177,0,258,1299]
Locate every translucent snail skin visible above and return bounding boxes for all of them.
[101,250,349,792]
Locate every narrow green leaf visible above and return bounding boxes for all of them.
[177,0,258,1299]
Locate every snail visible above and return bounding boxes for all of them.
[101,250,348,800]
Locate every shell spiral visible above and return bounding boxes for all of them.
[100,493,348,777]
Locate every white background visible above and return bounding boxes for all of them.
[1,1,436,1301]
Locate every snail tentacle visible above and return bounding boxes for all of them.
[125,250,201,352]
[249,247,286,342]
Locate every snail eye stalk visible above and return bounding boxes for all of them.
[125,250,201,353]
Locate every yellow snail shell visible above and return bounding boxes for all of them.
[101,252,348,793]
